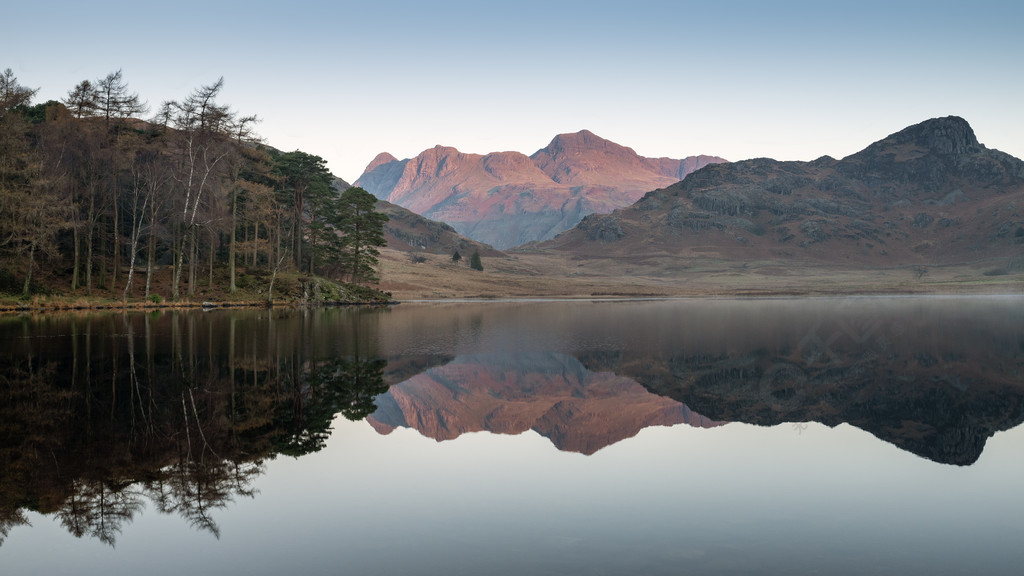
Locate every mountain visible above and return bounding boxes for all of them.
[367,352,721,455]
[355,131,725,249]
[536,117,1024,268]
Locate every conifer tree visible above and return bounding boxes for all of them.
[335,187,388,285]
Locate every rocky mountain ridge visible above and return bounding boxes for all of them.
[538,116,1024,267]
[355,131,725,249]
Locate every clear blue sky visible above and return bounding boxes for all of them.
[5,0,1022,182]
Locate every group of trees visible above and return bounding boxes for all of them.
[0,68,386,300]
[451,249,484,271]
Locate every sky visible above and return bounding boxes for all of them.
[4,0,1023,183]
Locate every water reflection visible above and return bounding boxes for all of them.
[574,298,1024,466]
[369,351,720,454]
[2,297,1022,556]
[367,298,1024,465]
[0,310,387,547]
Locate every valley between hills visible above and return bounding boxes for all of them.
[372,117,1023,300]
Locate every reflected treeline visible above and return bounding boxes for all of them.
[0,309,389,547]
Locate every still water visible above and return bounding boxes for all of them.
[2,297,1023,575]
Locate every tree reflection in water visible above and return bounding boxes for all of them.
[0,309,389,547]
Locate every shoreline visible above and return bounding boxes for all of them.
[4,286,1020,314]
[0,298,395,315]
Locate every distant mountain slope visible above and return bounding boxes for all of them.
[537,117,1024,267]
[376,199,502,257]
[328,175,499,257]
[355,131,725,249]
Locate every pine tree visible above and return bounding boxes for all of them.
[336,187,388,285]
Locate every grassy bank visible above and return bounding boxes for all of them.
[0,269,393,314]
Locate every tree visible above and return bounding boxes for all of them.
[470,250,483,271]
[335,187,388,285]
[275,150,332,274]
[94,70,147,128]
[0,68,37,112]
[452,250,462,263]
[122,144,170,301]
[11,167,72,297]
[163,78,237,300]
[89,70,149,291]
[226,115,261,293]
[62,80,98,118]
[0,74,70,296]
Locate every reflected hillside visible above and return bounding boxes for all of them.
[369,352,720,454]
[573,298,1024,466]
[368,298,1024,466]
[0,310,389,547]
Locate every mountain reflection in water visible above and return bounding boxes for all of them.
[2,297,1022,554]
[369,297,1023,466]
[369,351,721,454]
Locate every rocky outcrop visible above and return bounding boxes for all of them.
[836,116,1023,193]
[355,131,726,249]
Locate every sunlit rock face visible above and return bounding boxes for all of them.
[355,131,725,249]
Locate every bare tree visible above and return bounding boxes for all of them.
[95,69,148,128]
[63,80,99,118]
[0,68,37,112]
[226,115,260,293]
[122,147,170,302]
[164,79,236,300]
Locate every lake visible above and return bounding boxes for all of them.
[2,297,1023,575]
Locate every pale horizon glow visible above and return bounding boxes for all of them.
[5,0,1022,183]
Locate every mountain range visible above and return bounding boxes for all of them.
[537,116,1024,267]
[356,130,725,249]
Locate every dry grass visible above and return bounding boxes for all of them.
[378,248,1024,300]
